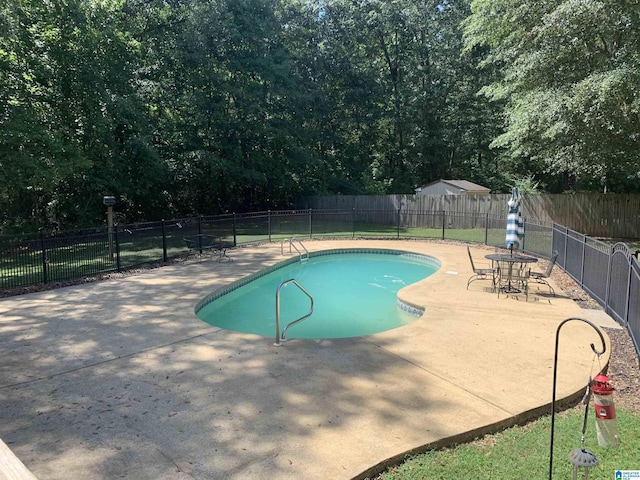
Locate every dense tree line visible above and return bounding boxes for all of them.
[1,0,638,232]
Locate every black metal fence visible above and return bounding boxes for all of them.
[0,209,551,291]
[552,224,640,362]
[1,209,638,362]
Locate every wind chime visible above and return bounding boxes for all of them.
[568,380,598,480]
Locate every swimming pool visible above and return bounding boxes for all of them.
[195,249,440,339]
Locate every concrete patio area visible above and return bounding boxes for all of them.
[0,240,615,479]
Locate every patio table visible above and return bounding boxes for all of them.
[485,253,538,294]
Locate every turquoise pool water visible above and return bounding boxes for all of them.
[195,249,440,339]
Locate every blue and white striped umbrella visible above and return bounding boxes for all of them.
[506,187,524,250]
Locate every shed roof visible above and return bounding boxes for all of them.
[416,179,490,193]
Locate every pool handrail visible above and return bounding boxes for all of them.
[274,278,314,346]
[280,238,309,262]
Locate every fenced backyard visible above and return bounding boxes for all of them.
[1,209,638,361]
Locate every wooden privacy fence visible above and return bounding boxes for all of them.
[300,193,640,238]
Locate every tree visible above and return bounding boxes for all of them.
[0,0,90,230]
[0,0,169,230]
[463,0,640,192]
[142,0,322,213]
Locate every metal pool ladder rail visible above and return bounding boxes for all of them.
[274,279,314,346]
[281,237,309,262]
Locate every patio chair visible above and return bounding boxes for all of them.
[466,246,497,291]
[530,250,558,295]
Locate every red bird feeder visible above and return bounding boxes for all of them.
[591,373,619,447]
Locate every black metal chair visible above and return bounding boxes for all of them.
[530,250,558,295]
[466,246,497,291]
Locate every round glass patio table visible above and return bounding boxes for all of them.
[485,253,538,293]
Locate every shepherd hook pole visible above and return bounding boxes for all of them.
[548,317,606,480]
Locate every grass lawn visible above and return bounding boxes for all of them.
[371,407,639,479]
[598,238,640,252]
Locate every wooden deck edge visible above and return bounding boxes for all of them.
[0,439,38,480]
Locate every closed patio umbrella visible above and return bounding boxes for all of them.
[505,187,524,253]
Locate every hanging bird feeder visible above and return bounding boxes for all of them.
[592,373,620,447]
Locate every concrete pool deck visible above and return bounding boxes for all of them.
[0,239,616,479]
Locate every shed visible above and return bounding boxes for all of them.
[414,180,490,196]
